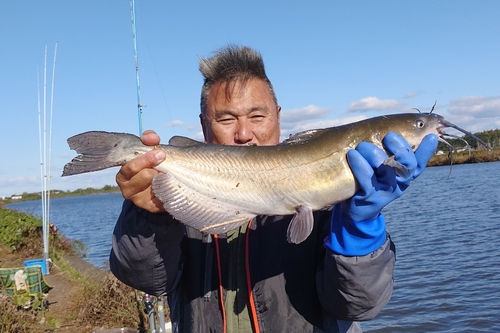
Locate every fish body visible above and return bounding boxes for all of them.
[62,113,488,243]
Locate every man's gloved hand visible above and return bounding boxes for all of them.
[346,132,438,221]
[325,133,438,256]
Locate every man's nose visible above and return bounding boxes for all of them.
[234,120,254,144]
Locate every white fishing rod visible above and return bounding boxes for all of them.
[42,45,48,271]
[45,42,57,271]
[37,61,45,267]
[37,44,57,274]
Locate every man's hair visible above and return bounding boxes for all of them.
[199,45,278,115]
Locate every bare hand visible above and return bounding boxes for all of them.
[116,130,166,213]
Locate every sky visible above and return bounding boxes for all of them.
[1,1,499,198]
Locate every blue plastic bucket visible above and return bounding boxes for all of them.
[24,258,47,275]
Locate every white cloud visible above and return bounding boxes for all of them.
[162,119,202,134]
[165,120,185,127]
[0,175,39,188]
[0,175,40,197]
[442,114,500,134]
[185,123,202,132]
[348,96,405,112]
[280,105,331,124]
[193,131,205,142]
[403,91,421,99]
[0,168,119,198]
[441,96,500,133]
[448,96,500,118]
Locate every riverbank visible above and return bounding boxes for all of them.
[0,207,160,333]
[427,147,500,166]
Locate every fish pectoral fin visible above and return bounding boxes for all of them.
[382,156,412,179]
[287,205,314,244]
[152,173,254,234]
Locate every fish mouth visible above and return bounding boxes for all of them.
[435,114,491,152]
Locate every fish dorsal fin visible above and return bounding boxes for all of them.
[287,205,314,244]
[168,136,203,147]
[281,128,329,145]
[152,173,254,234]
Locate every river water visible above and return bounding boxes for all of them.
[6,161,500,332]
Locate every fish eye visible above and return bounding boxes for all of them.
[414,119,425,129]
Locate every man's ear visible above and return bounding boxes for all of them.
[200,114,208,143]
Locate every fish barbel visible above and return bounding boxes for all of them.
[62,113,489,244]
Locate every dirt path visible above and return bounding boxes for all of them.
[45,256,105,320]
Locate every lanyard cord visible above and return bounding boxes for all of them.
[214,219,260,333]
[245,219,261,333]
[213,234,227,333]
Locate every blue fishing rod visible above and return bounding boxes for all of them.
[130,2,168,332]
[130,0,144,135]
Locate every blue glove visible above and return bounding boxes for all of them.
[325,133,438,256]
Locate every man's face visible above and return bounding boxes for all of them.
[201,78,281,146]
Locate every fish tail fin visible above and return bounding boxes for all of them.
[62,131,143,176]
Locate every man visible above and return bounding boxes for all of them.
[110,45,438,332]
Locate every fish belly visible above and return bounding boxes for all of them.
[152,146,357,234]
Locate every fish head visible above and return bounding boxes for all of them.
[377,112,489,178]
[373,113,443,151]
[379,113,490,152]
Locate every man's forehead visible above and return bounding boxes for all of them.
[212,106,271,118]
[207,79,274,106]
[209,79,250,99]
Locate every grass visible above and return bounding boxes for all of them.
[0,207,164,332]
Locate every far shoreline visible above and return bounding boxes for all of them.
[1,185,121,205]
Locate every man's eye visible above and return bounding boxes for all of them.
[218,118,235,123]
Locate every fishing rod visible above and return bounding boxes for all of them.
[130,3,168,331]
[37,43,57,274]
[130,0,144,135]
[46,42,57,269]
